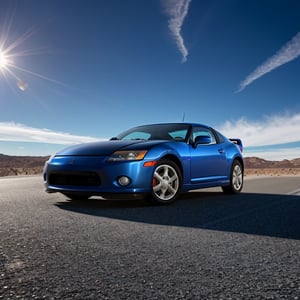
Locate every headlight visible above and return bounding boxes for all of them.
[108,150,147,162]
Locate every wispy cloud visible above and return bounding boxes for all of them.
[237,32,300,92]
[163,0,192,63]
[219,113,300,147]
[0,122,100,145]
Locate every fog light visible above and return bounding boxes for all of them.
[118,176,131,186]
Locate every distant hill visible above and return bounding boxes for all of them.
[244,157,300,176]
[0,154,49,177]
[0,154,299,177]
[244,157,300,169]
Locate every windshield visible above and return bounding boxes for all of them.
[116,124,191,142]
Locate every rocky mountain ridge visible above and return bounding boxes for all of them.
[244,157,300,169]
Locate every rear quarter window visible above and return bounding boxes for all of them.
[214,130,226,143]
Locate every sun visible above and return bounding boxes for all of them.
[0,51,9,70]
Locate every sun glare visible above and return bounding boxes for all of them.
[0,20,64,92]
[0,51,9,70]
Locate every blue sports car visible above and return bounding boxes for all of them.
[44,123,244,204]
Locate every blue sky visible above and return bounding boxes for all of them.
[0,0,300,160]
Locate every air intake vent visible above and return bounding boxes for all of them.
[49,172,100,187]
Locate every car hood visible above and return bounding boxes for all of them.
[55,140,166,156]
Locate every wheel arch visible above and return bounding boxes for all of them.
[160,154,183,177]
[233,156,244,174]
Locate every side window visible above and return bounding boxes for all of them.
[168,129,188,141]
[191,127,217,145]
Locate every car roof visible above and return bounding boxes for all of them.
[134,122,211,128]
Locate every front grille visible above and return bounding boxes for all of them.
[49,172,101,187]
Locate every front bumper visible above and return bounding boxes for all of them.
[43,155,155,196]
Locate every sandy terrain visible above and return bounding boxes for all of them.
[244,168,300,177]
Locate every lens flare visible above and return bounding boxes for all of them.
[17,79,28,91]
[0,16,64,93]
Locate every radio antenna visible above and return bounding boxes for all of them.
[182,112,185,122]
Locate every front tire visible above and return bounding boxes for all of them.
[222,160,243,194]
[148,159,182,205]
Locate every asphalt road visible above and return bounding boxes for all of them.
[0,176,300,299]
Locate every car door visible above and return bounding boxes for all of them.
[189,126,228,183]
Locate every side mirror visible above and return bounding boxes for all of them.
[194,135,212,147]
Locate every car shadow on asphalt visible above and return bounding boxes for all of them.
[55,191,300,240]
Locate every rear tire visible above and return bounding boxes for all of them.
[222,160,243,194]
[148,159,182,205]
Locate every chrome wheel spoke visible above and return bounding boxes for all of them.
[154,172,163,182]
[163,166,169,178]
[152,164,179,201]
[169,174,177,183]
[153,183,162,192]
[167,185,176,195]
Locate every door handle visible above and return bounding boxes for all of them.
[218,148,224,154]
